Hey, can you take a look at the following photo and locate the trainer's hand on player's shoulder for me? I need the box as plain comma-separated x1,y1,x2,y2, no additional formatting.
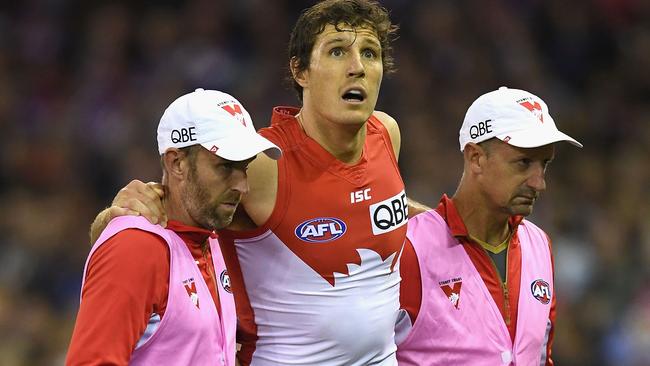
111,179,167,227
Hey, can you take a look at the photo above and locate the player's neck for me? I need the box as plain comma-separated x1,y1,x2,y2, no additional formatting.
164,188,195,228
296,109,366,164
452,186,510,246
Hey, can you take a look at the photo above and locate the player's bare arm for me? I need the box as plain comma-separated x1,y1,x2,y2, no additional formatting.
374,110,431,217
227,153,278,230
406,198,431,217
89,180,166,243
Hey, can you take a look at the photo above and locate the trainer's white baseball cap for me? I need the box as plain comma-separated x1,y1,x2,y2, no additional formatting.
459,86,582,151
157,88,281,161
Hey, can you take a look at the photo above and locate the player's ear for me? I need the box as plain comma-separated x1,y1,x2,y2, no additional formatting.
290,57,308,88
162,148,186,180
464,143,486,174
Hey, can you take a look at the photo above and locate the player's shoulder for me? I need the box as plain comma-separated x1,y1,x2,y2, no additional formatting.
371,110,398,131
408,210,446,232
518,218,553,249
259,117,298,151
89,228,169,275
371,110,401,158
406,210,451,253
519,218,547,236
102,228,168,253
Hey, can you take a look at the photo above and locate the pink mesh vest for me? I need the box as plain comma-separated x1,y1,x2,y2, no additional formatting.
397,210,553,366
84,216,236,366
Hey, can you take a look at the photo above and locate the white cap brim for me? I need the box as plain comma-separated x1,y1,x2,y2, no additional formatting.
200,130,281,161
496,127,583,148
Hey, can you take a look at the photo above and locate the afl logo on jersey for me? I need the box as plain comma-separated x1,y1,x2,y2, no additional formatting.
220,270,232,293
530,279,551,304
295,217,347,243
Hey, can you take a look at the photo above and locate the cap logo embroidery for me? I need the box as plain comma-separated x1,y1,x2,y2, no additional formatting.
439,277,463,309
170,127,197,143
183,278,200,309
221,104,247,127
518,100,544,123
469,119,493,139
209,145,218,153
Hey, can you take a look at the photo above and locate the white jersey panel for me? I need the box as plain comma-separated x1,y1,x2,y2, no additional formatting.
235,230,400,365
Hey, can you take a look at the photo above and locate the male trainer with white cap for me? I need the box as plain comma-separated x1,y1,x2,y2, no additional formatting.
396,87,582,366
66,89,280,365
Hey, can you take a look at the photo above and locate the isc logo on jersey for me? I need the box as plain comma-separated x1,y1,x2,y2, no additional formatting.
530,279,551,304
295,217,347,243
369,190,408,235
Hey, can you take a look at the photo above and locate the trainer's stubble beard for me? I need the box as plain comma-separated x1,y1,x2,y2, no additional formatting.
182,161,237,231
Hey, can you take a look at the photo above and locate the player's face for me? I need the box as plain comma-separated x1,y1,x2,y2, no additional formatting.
182,149,253,230
300,23,383,126
479,141,555,217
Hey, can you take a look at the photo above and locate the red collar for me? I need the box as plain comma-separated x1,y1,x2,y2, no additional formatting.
166,220,217,247
271,106,300,125
435,194,523,241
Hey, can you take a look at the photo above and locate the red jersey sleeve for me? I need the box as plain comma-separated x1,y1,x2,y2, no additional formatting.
66,229,170,365
399,238,422,324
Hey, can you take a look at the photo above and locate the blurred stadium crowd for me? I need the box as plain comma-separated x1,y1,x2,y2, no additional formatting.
0,0,648,365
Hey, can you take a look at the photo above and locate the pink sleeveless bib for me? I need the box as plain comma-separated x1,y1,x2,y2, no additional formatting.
84,216,236,365
397,210,553,366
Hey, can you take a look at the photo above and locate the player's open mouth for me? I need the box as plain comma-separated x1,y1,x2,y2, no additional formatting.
342,88,366,103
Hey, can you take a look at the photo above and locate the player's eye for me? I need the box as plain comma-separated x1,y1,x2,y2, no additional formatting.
330,47,344,57
517,158,532,168
217,163,234,174
362,48,378,59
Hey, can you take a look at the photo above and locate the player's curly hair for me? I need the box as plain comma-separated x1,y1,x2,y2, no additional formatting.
288,0,398,101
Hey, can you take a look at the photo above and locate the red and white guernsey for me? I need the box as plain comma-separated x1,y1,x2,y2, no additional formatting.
219,107,407,365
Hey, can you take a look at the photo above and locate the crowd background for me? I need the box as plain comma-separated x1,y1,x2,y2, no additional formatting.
0,0,648,365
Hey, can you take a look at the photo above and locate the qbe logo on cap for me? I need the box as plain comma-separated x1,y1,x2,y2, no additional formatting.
469,119,493,139
170,127,197,143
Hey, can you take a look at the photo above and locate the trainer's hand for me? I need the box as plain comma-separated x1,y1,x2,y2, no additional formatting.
111,180,167,227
